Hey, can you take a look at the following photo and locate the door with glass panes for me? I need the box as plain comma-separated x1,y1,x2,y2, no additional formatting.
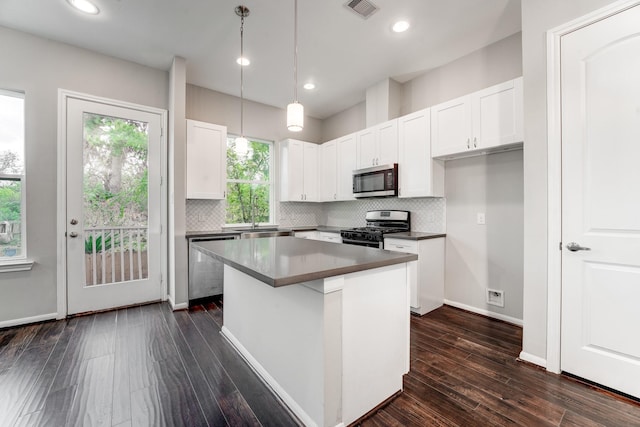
65,96,163,314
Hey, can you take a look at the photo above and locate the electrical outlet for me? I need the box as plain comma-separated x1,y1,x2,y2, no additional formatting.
487,289,504,307
198,213,206,222
477,212,486,225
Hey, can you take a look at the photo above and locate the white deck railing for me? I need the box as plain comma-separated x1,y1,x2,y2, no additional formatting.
85,227,148,286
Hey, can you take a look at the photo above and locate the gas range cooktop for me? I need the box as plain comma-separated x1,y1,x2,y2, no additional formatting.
340,210,410,246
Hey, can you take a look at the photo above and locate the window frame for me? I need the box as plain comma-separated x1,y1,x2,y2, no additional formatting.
0,89,31,271
225,135,275,227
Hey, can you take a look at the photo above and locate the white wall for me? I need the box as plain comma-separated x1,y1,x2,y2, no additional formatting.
186,84,323,144
401,33,523,116
0,26,168,324
520,0,620,363
168,57,188,308
321,102,366,142
445,150,524,322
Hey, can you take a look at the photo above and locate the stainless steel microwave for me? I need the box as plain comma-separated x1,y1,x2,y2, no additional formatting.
353,163,398,198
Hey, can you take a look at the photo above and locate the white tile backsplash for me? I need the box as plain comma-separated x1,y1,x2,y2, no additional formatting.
186,197,445,232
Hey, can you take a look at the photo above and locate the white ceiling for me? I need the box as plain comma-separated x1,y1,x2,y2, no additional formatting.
0,0,521,119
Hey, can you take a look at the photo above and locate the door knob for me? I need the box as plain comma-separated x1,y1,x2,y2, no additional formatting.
566,242,590,252
70,218,78,225
69,232,78,238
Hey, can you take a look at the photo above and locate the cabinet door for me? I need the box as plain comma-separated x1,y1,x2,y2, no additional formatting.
303,142,318,201
320,140,337,201
336,133,357,201
186,119,227,199
430,95,472,158
398,108,444,198
472,77,523,150
356,128,376,169
376,119,398,166
280,139,304,201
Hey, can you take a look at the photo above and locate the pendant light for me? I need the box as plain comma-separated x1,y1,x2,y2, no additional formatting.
286,0,304,132
235,5,250,156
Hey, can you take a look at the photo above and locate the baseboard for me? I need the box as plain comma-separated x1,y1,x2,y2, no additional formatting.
444,299,523,326
518,351,547,369
167,295,188,311
0,312,58,329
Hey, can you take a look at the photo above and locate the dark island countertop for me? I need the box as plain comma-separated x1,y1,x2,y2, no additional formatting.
192,236,417,287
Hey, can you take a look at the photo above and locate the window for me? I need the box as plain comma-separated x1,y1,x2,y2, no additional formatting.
226,136,273,226
0,90,25,261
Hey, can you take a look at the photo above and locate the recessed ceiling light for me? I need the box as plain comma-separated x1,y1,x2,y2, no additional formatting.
303,83,315,90
67,0,100,15
236,57,250,66
392,21,410,33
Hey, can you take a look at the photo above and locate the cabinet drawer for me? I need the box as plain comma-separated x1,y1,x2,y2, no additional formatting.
318,232,342,243
294,231,318,240
384,239,418,254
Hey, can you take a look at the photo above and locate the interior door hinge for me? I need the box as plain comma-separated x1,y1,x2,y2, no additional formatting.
161,127,164,137
160,273,163,284
559,241,562,250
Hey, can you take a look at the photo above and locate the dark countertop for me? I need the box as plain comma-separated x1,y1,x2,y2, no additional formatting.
384,232,446,241
191,236,417,287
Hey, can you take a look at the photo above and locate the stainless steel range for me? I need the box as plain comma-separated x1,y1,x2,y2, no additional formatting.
340,210,410,248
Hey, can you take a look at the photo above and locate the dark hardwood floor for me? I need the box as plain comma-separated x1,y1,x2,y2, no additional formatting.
1,301,639,426
359,306,640,427
0,300,300,427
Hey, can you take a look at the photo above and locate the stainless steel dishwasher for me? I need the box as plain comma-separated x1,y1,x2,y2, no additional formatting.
188,235,238,300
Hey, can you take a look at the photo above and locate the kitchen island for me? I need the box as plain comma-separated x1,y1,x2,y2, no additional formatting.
192,237,417,427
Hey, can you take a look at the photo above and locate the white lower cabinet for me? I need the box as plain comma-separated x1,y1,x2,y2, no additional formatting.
385,237,444,315
294,230,342,243
294,230,318,240
318,231,342,244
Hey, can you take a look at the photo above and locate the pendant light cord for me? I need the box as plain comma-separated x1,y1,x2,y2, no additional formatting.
293,0,298,103
240,13,245,137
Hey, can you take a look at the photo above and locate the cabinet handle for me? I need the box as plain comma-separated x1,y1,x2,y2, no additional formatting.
466,138,470,149
334,193,336,199
473,137,477,148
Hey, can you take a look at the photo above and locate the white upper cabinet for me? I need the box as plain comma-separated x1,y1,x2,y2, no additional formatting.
356,119,398,168
336,133,358,201
397,108,444,198
320,139,338,202
280,139,319,202
431,77,523,160
186,119,227,199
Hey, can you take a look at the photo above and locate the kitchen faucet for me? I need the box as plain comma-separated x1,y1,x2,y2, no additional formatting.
251,192,258,229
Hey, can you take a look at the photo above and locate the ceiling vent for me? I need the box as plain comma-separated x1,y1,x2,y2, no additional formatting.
345,0,379,19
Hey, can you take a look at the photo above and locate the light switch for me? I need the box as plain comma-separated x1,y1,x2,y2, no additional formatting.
476,212,486,225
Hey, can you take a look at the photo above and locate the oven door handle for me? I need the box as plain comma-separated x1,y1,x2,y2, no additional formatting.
341,237,382,248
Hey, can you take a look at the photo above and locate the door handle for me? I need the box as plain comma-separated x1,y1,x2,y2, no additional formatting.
69,232,78,238
566,242,590,252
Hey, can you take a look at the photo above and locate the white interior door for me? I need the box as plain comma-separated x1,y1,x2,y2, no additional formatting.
561,4,640,399
66,97,163,315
